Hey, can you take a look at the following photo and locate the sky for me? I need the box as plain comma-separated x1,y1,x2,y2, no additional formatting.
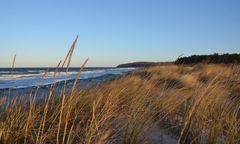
0,0,239,67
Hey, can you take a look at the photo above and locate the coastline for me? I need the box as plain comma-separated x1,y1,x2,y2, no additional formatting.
0,73,123,101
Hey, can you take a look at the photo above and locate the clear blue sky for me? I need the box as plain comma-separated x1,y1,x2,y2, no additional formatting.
0,0,239,67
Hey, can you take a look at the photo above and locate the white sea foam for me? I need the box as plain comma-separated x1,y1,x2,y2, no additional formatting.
0,68,136,89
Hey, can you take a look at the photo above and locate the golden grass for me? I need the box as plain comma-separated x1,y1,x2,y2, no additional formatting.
0,37,239,143
0,64,239,144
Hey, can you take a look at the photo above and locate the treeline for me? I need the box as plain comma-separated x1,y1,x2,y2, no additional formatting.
175,53,240,64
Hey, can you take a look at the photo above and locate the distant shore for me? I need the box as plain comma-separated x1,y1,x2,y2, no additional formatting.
117,61,173,68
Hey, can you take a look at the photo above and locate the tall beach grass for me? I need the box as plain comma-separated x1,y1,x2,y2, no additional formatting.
0,38,239,143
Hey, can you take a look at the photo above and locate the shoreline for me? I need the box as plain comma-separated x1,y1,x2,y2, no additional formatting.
0,74,122,100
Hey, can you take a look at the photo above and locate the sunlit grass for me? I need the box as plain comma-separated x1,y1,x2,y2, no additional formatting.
0,64,239,143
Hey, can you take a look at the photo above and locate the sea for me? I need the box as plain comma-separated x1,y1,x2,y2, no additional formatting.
0,67,136,90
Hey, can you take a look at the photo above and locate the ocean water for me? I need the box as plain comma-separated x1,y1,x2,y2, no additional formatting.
0,67,136,89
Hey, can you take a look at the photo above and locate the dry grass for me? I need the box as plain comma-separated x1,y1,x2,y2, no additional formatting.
0,64,239,144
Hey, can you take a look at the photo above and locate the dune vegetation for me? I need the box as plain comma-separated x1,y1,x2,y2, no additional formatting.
0,63,240,144
0,37,239,144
